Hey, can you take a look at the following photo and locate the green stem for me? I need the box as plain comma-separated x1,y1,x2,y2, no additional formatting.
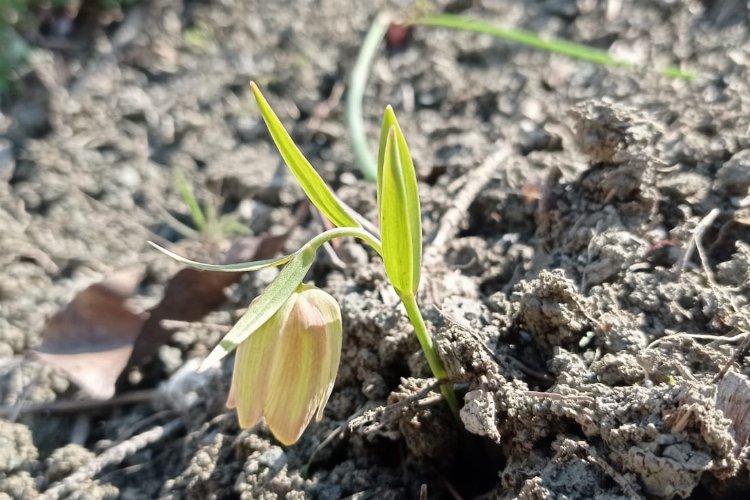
347,12,391,181
307,226,383,257
401,294,460,417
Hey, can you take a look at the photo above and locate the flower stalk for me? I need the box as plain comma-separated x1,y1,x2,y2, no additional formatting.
401,295,459,415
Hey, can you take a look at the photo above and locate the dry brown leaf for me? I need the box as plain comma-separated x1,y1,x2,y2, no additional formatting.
34,228,294,399
34,267,147,399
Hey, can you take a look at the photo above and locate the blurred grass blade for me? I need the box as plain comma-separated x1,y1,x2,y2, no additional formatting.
199,247,317,370
347,12,391,181
250,83,361,229
148,241,296,272
379,125,421,297
175,172,207,231
413,13,693,80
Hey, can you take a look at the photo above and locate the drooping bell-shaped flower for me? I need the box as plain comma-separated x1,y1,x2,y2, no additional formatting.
226,284,342,445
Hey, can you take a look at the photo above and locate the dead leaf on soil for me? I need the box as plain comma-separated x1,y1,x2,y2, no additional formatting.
35,231,292,400
34,266,147,400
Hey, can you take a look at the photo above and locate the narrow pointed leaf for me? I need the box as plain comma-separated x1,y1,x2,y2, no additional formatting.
148,241,295,273
378,116,421,297
198,247,316,371
380,127,421,297
250,83,360,229
391,114,421,294
175,172,207,231
414,14,694,80
376,106,395,215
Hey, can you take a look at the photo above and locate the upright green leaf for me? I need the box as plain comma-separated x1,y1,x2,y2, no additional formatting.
175,172,207,231
377,108,421,295
198,246,316,371
379,126,421,297
250,83,360,229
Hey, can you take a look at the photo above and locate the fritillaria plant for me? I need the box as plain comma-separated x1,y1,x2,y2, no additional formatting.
152,83,458,444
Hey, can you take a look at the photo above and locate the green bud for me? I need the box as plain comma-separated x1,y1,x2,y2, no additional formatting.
226,284,342,445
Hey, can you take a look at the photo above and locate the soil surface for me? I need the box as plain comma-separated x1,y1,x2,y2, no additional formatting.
2,0,750,498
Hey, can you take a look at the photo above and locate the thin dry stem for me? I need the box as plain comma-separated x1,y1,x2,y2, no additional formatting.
40,419,183,500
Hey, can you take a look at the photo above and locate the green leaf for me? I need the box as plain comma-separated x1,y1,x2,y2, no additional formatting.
149,225,384,274
147,241,295,272
347,12,391,181
413,14,694,80
376,106,393,215
379,125,421,297
175,172,207,231
199,246,317,371
250,83,361,229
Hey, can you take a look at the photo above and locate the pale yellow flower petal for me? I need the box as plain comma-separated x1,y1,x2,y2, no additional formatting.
263,296,320,444
304,288,342,421
227,284,342,445
227,300,292,429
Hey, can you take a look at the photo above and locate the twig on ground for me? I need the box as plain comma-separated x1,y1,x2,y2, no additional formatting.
586,448,643,499
309,81,345,131
0,389,157,418
525,390,595,405
347,382,442,432
427,145,512,256
442,479,464,500
580,220,602,292
160,319,230,331
677,208,719,276
434,305,554,385
305,407,366,469
692,215,742,315
713,333,750,384
308,379,452,468
646,332,748,351
40,419,183,500
419,484,428,500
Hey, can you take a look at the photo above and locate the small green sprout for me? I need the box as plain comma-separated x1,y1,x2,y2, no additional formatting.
151,83,458,444
169,172,249,241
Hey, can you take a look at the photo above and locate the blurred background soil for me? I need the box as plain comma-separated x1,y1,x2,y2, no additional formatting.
1,0,750,498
